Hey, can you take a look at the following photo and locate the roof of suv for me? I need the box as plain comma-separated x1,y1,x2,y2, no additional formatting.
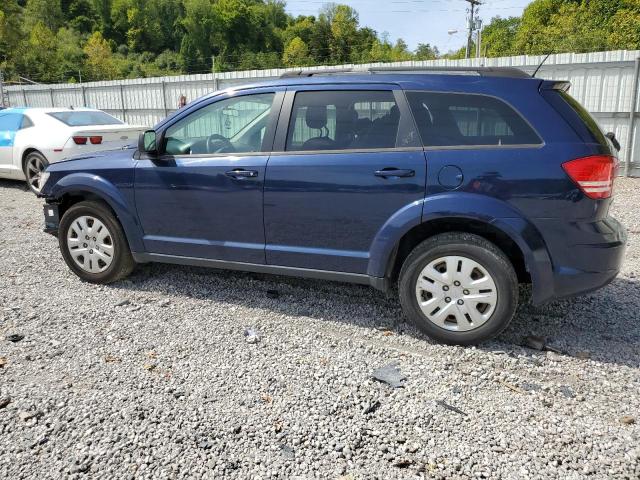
280,66,532,79
218,66,539,95
154,66,544,130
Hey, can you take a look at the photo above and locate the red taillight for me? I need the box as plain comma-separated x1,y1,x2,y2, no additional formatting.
89,136,102,144
72,136,87,145
562,155,617,199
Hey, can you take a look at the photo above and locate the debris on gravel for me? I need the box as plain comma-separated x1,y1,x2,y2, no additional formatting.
436,399,467,416
371,362,407,388
243,326,261,344
621,415,636,425
0,177,639,479
4,334,24,343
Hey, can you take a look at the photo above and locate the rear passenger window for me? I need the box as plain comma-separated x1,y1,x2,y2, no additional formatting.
286,91,402,151
406,92,541,147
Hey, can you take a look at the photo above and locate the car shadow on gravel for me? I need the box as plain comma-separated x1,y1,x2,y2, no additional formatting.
112,262,640,368
0,179,29,192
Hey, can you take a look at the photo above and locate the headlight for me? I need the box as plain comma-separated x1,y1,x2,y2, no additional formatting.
39,171,50,189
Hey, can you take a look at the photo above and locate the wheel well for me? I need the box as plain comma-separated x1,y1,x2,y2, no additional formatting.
388,218,530,284
21,148,41,170
56,192,115,221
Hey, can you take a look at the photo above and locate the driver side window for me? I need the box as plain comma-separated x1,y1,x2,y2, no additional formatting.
163,93,275,155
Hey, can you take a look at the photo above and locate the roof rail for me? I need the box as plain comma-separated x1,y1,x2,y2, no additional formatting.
280,68,356,78
280,66,530,79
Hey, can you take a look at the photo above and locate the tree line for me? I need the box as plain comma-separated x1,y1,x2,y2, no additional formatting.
1,0,640,84
481,0,640,58
0,0,439,83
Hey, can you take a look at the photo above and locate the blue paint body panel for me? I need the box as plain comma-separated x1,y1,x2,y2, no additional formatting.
135,154,269,263
40,73,627,305
0,109,25,147
264,150,427,273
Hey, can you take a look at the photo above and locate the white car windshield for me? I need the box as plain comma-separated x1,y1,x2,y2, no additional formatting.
47,111,123,127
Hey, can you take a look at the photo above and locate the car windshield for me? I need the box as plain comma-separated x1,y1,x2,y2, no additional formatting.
47,111,123,127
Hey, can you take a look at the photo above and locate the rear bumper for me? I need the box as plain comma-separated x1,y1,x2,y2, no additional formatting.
535,216,627,302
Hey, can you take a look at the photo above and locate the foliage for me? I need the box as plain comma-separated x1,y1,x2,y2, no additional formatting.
483,0,636,57
3,0,640,83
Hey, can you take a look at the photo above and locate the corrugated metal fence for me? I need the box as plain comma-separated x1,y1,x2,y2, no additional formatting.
5,50,640,175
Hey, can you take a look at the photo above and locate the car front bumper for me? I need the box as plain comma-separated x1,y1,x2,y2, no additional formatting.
43,202,60,235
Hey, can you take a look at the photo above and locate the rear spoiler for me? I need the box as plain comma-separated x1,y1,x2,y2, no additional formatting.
540,80,571,92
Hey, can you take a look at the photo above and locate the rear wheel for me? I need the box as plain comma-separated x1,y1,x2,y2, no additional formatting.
23,151,49,194
58,201,135,283
398,232,518,345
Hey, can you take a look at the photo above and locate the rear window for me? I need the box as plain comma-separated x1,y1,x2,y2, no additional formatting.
557,90,608,146
286,90,402,151
406,91,542,147
48,111,123,127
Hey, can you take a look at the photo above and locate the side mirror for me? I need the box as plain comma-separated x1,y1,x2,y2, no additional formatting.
138,130,158,155
606,131,621,152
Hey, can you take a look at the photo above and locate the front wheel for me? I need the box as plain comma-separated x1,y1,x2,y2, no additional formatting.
398,232,518,345
58,201,135,283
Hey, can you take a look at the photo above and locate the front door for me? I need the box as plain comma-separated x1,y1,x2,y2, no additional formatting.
263,87,426,274
135,90,282,263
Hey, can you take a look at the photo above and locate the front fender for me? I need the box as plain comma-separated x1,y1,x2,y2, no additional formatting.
47,172,145,253
368,193,554,305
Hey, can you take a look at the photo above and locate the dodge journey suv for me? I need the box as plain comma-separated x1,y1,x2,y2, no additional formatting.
38,67,627,345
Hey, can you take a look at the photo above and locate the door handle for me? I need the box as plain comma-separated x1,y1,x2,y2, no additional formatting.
225,169,258,179
374,168,415,178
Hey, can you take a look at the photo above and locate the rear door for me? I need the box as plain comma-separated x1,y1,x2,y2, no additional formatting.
263,85,425,274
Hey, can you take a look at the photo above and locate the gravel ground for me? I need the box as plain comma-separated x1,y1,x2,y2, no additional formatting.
0,177,639,480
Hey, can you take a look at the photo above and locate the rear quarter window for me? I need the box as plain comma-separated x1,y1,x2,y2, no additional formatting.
0,113,23,146
406,91,542,147
557,90,608,146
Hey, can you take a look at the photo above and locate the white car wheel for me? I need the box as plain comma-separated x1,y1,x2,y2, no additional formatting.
24,151,49,194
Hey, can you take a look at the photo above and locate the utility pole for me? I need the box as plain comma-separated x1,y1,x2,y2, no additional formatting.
0,69,6,108
465,0,482,59
475,19,483,58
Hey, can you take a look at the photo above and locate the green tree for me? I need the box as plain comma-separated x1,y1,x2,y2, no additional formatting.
84,31,118,80
16,21,59,82
327,4,359,63
609,0,640,48
0,0,24,77
283,36,310,66
24,0,64,32
481,17,520,57
64,0,100,33
414,43,439,60
55,28,86,82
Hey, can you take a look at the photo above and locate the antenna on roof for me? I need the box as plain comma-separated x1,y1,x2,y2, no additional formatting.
532,53,552,78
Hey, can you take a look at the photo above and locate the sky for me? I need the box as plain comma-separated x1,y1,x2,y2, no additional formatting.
284,0,533,54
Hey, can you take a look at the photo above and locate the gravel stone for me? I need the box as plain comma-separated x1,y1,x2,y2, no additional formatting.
0,177,639,479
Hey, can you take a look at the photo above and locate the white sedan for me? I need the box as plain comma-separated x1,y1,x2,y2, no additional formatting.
0,108,147,193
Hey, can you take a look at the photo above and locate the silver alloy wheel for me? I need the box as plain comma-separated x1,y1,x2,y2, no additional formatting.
25,155,47,193
415,255,498,332
66,215,115,273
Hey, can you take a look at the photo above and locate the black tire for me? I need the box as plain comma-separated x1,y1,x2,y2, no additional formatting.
398,232,518,345
58,201,135,283
22,150,49,194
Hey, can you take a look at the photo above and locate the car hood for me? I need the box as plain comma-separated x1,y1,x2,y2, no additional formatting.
50,145,137,166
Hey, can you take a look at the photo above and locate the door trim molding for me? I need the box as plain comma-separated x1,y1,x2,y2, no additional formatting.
132,252,388,290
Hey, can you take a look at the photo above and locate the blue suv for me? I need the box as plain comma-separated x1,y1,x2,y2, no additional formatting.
39,67,627,344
